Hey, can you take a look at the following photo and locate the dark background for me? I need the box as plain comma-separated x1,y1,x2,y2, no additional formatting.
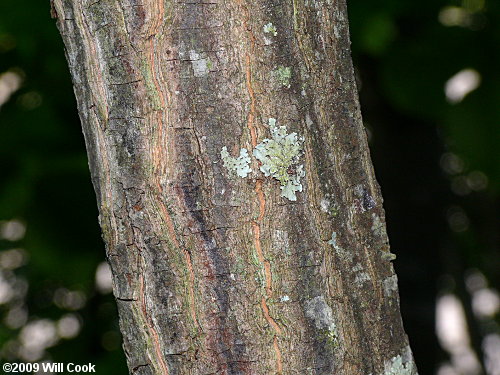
0,0,498,373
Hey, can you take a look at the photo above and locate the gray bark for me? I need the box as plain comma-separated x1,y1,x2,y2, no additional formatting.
52,0,418,374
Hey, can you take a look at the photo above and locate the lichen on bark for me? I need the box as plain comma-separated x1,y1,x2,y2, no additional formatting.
220,146,252,178
253,118,305,201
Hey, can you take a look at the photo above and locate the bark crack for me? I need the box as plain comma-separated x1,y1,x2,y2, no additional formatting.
155,191,200,330
132,363,150,373
139,273,170,375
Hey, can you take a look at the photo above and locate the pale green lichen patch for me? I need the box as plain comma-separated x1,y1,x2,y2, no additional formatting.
273,66,292,88
304,295,338,346
280,295,290,302
274,229,291,255
263,22,278,36
320,198,330,213
355,272,371,284
305,296,336,331
328,232,340,250
371,213,387,238
328,232,354,262
372,213,397,261
305,112,314,127
220,146,252,178
353,263,371,285
383,275,398,298
382,346,418,375
253,118,305,201
321,197,339,216
189,50,209,77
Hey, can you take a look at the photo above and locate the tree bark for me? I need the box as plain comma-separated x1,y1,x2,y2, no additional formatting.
52,0,418,374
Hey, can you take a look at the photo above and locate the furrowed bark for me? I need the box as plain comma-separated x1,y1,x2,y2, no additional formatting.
53,0,418,374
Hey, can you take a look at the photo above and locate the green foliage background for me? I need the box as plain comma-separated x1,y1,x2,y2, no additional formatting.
0,0,498,373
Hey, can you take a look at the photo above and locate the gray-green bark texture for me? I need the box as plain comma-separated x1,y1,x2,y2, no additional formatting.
52,0,418,374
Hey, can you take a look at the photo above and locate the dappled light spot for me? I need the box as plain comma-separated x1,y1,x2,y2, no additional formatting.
4,306,28,329
473,289,500,318
466,171,488,192
483,334,500,375
451,176,472,196
446,206,470,232
53,288,86,311
437,363,459,375
0,248,27,270
0,274,14,304
440,153,465,175
19,319,58,361
17,91,42,110
439,7,473,27
445,69,481,104
466,270,500,319
436,294,482,375
95,262,113,294
0,71,22,107
0,220,26,242
57,314,81,339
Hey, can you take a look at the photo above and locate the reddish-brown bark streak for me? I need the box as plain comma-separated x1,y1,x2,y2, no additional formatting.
241,6,283,372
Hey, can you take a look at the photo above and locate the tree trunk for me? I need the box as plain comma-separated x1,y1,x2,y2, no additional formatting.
52,0,418,374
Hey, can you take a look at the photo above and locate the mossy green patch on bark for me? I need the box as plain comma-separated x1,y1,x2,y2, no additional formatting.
140,59,163,111
273,66,292,88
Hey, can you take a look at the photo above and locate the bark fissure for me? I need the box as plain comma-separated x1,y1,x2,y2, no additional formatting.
139,273,171,375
